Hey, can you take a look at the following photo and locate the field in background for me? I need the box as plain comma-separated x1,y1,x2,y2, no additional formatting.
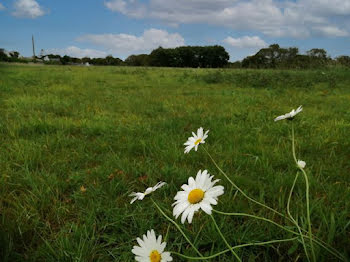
0,64,349,261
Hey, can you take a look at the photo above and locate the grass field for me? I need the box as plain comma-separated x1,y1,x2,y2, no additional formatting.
0,64,349,261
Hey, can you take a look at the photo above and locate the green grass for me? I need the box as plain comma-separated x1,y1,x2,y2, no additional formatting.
0,64,349,261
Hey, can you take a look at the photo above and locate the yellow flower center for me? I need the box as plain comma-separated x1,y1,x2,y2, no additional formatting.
149,250,161,262
188,189,205,204
194,138,202,145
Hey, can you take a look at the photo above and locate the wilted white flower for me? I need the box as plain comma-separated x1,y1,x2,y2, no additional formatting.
172,170,224,224
297,160,306,169
129,182,166,204
132,229,172,262
274,106,303,122
184,127,209,154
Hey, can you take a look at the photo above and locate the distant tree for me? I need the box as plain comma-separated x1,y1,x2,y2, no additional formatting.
0,49,9,61
306,48,330,68
306,48,328,59
336,56,350,67
149,47,174,67
60,55,71,65
10,51,20,58
242,44,301,69
81,57,91,64
47,54,61,59
227,61,242,68
148,45,229,68
105,55,123,65
125,54,149,66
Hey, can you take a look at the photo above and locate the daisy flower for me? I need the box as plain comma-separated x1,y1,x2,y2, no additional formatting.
172,170,224,224
132,229,172,262
297,160,306,169
129,182,166,204
184,127,209,154
274,105,303,122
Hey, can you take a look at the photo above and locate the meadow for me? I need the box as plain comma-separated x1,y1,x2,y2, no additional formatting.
0,64,349,261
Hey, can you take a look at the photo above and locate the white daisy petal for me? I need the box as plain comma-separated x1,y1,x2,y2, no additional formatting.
181,207,191,224
274,105,303,121
162,252,173,261
144,187,153,195
132,230,172,262
183,127,209,153
172,170,224,224
297,159,306,169
200,201,213,214
198,127,203,137
129,181,166,204
173,201,189,218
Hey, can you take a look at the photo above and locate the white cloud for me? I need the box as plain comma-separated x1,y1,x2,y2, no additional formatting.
47,46,108,58
105,0,126,12
298,0,350,16
104,0,350,38
313,26,349,37
77,28,185,56
224,36,268,48
12,0,45,18
0,3,5,10
104,0,146,18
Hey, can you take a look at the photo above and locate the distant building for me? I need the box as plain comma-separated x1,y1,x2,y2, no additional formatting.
41,55,60,62
85,62,90,66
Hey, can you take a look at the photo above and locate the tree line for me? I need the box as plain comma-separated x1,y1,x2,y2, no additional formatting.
236,44,350,69
1,44,350,69
46,45,230,68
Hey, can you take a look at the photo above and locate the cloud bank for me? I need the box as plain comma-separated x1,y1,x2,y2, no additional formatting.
224,36,268,48
12,0,45,18
47,46,108,58
105,0,350,38
77,28,185,56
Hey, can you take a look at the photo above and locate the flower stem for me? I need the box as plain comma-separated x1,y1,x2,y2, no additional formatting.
210,214,242,262
171,237,299,260
214,209,345,261
151,198,204,258
203,147,285,218
203,146,345,261
213,209,296,235
291,123,316,262
287,172,310,262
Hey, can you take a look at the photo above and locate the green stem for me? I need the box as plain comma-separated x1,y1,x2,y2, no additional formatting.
151,198,203,258
171,237,299,260
287,172,310,262
210,214,242,261
203,147,285,218
292,123,316,262
213,209,345,261
202,146,344,260
202,145,344,260
213,209,296,235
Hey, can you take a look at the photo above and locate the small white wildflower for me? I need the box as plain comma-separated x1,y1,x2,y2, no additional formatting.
172,170,224,224
274,106,303,122
132,229,173,262
297,160,306,169
129,182,166,204
184,127,209,154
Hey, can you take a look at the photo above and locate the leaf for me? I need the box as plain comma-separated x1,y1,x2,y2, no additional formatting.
287,241,299,255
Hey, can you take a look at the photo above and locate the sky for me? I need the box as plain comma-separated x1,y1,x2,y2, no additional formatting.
1,0,350,61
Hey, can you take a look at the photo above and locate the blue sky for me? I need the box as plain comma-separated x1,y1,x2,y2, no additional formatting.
1,0,350,61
